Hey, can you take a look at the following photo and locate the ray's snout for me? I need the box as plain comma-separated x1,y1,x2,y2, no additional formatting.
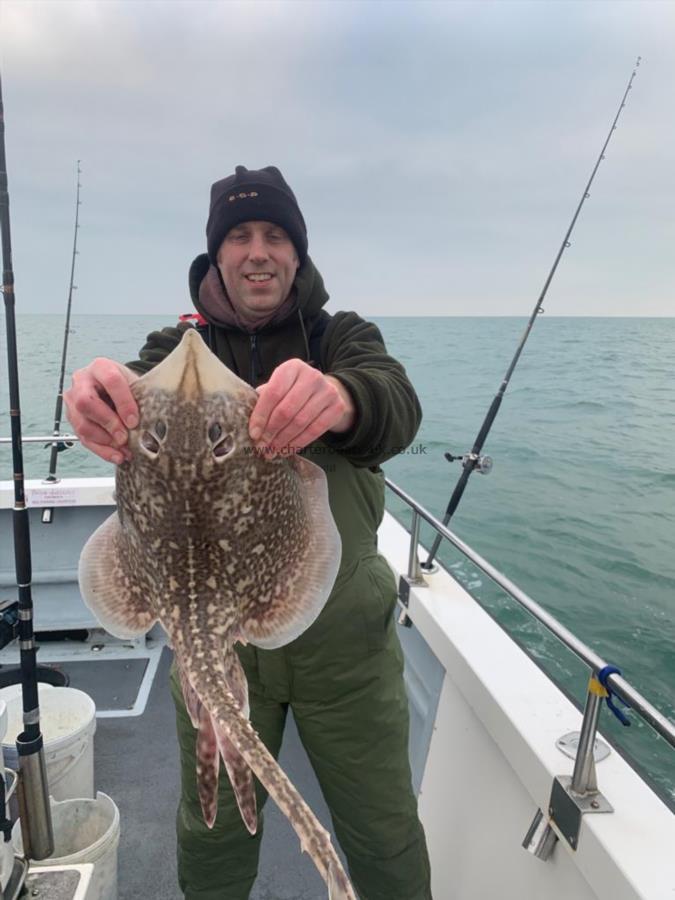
174,329,220,399
136,328,253,401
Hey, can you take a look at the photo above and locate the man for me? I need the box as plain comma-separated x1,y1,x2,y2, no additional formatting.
65,165,432,900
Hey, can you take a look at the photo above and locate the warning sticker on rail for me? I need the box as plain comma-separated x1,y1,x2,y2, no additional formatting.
26,487,79,507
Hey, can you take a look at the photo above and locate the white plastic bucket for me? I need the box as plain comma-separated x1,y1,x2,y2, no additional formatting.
1,686,96,800
13,792,120,900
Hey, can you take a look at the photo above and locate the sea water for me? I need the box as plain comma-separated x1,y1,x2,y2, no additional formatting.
1,314,673,804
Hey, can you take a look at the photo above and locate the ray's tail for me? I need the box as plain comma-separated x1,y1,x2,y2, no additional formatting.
191,666,357,900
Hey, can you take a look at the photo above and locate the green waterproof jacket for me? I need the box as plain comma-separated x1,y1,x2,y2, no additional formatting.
127,255,422,696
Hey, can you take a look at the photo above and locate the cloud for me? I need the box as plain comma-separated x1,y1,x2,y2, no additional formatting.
0,0,673,316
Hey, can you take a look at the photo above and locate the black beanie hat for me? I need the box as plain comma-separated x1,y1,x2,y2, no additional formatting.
206,165,308,265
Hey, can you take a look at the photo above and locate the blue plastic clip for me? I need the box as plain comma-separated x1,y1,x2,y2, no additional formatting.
597,665,631,727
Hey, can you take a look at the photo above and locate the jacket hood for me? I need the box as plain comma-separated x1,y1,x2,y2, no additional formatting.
188,253,329,331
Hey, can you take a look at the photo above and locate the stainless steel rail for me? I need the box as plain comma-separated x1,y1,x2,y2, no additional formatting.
0,434,80,445
2,435,673,751
385,477,675,751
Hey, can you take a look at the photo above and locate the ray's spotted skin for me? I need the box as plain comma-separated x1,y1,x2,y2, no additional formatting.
78,329,354,900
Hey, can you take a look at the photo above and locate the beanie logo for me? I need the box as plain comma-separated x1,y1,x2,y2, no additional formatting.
228,191,259,202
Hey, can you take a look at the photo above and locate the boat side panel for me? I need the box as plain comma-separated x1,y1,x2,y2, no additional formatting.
398,620,445,795
379,511,675,900
420,671,602,900
0,502,114,631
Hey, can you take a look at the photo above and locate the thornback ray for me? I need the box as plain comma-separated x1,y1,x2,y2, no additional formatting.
78,329,353,899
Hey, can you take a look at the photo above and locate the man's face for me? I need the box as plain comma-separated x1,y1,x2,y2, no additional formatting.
217,221,299,324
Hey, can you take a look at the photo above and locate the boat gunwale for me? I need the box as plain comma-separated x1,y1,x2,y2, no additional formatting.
385,476,675,753
0,464,673,751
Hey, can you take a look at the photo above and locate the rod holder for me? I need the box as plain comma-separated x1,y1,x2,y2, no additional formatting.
407,510,426,586
16,733,54,860
398,510,428,628
522,807,558,861
545,675,613,851
571,677,605,795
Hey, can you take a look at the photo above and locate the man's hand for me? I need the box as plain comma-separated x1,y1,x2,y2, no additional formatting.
64,359,140,465
249,359,355,457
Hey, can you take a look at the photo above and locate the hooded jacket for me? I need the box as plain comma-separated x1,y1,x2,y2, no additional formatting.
127,255,422,469
166,252,432,900
129,256,421,709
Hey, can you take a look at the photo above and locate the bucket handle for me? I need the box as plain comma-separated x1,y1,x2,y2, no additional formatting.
47,736,90,784
3,767,18,803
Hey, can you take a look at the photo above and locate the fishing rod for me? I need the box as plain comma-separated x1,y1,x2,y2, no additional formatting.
0,70,54,859
42,160,82,525
422,56,641,572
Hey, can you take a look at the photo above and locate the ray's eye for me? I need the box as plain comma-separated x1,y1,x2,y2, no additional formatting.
213,434,235,459
155,420,167,441
208,421,234,460
140,431,161,456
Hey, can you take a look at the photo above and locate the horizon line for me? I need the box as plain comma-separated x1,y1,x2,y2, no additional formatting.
8,313,675,320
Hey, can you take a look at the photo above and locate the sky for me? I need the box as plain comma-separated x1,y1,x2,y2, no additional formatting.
0,0,674,318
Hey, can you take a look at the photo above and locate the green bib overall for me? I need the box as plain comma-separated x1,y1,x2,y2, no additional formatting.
171,446,432,899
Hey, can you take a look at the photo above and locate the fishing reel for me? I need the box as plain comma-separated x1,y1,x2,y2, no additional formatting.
444,451,493,475
43,440,74,454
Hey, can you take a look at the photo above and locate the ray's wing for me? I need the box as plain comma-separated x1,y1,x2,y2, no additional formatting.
239,454,341,650
78,512,157,638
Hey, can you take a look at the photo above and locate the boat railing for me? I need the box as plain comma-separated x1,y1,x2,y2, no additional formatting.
385,476,675,858
2,435,673,855
2,433,674,754
0,435,81,445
